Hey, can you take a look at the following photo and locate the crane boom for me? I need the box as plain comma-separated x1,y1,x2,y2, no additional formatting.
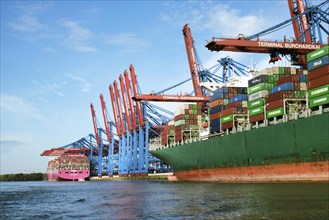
124,68,138,129
133,94,210,102
183,24,203,97
206,0,327,67
129,65,144,127
109,85,121,137
113,80,126,135
100,93,111,142
119,74,133,132
90,103,101,145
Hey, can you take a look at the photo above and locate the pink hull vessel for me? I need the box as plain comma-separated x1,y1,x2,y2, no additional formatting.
47,154,90,181
48,169,90,181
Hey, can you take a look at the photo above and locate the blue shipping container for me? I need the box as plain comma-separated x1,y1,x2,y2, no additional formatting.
299,74,307,83
272,82,294,93
210,105,226,114
230,94,248,103
210,119,221,133
307,55,329,71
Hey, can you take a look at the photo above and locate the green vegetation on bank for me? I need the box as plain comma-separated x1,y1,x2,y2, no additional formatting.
0,173,47,181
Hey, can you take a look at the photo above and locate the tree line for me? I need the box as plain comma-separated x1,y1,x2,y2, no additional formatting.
0,173,47,181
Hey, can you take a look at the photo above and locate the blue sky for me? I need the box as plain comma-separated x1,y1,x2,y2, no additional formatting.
0,0,324,174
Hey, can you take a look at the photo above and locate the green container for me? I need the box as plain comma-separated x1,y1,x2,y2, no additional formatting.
184,115,190,120
279,67,285,74
248,83,268,94
307,45,329,62
248,98,264,109
249,106,264,116
221,114,233,123
193,109,198,114
308,84,329,99
266,107,284,119
273,74,280,82
309,94,329,108
267,75,274,83
175,120,185,126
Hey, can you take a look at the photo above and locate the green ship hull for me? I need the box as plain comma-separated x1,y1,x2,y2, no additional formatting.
150,113,329,182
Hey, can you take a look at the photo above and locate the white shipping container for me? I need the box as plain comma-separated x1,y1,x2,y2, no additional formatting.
174,108,186,116
248,90,269,101
290,67,297,75
300,82,307,91
256,68,273,76
242,101,248,108
271,67,280,74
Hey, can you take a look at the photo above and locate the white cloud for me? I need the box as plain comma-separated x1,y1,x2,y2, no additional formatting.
10,14,44,32
54,91,65,97
104,33,149,53
61,20,97,52
205,4,266,36
67,74,92,93
1,95,44,120
8,3,50,32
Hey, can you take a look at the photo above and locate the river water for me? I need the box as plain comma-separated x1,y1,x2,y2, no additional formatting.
0,181,328,219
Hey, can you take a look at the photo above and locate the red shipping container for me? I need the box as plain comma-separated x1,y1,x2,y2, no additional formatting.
277,75,300,85
249,114,265,123
210,99,225,108
284,67,291,75
308,65,329,81
222,121,234,130
221,108,235,117
266,91,294,103
308,74,329,90
226,101,243,109
266,99,283,110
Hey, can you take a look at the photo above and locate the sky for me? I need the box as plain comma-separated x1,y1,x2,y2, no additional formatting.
1,0,326,174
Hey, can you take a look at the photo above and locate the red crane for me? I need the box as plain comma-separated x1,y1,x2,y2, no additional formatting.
90,103,101,145
119,73,133,132
130,25,209,103
133,94,209,102
124,68,138,130
113,80,126,135
183,24,203,97
205,0,326,67
100,93,112,142
129,65,145,127
109,85,121,137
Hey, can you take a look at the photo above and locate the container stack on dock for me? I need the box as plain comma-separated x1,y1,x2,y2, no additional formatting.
307,45,329,110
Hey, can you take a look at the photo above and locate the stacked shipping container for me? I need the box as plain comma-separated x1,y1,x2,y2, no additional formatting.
160,123,174,145
209,87,247,133
174,104,204,142
247,70,274,123
307,46,329,108
266,69,308,120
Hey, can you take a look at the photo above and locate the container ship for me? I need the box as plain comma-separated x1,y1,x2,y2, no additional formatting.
47,154,90,181
150,46,329,182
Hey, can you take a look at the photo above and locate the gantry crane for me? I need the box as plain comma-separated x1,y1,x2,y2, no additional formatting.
206,0,328,67
99,94,117,176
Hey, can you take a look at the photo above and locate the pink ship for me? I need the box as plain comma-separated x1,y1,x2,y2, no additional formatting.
47,154,90,181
